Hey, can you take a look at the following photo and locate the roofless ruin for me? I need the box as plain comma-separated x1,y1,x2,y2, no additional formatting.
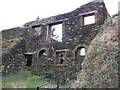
2,0,108,81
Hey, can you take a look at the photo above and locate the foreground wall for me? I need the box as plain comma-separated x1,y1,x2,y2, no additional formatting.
2,1,108,81
26,1,108,81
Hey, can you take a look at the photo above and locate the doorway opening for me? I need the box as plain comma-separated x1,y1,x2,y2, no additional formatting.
25,54,32,67
38,49,47,65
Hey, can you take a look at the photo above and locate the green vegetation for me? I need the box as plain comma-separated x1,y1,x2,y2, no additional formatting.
2,37,23,54
71,16,119,88
2,71,68,88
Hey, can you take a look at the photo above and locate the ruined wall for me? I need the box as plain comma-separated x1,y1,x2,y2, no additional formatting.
24,1,108,81
2,39,26,74
2,1,108,80
2,27,29,74
2,27,29,40
24,1,108,51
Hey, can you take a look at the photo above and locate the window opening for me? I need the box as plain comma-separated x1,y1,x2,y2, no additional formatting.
39,50,47,57
38,50,47,65
51,24,62,42
59,53,64,64
25,54,32,67
34,26,41,35
75,47,86,61
84,14,95,25
56,52,65,64
80,48,86,56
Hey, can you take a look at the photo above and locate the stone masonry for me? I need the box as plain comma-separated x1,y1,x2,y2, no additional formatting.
2,0,108,81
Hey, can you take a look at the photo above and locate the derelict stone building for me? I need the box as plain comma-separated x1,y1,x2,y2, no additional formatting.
2,0,108,80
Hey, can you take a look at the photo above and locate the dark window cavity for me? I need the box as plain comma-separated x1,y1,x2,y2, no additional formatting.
25,54,32,67
39,50,47,57
56,52,65,64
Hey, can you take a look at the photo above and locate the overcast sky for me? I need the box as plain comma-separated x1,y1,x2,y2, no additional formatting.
0,0,119,31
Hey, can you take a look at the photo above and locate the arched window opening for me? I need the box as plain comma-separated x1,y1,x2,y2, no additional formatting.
39,50,47,57
38,49,48,65
75,47,86,62
75,47,86,70
80,48,86,56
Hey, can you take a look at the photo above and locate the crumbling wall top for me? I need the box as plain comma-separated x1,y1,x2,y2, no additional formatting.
23,0,108,28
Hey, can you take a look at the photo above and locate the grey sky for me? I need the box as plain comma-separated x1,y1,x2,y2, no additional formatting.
0,0,119,31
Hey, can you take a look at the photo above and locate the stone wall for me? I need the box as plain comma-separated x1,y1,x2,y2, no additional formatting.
2,27,29,74
24,1,108,81
2,39,26,74
2,0,108,81
2,27,29,40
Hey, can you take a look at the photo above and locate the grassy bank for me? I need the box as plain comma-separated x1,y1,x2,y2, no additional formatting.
2,71,67,88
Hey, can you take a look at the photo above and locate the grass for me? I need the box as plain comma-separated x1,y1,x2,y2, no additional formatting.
1,71,68,88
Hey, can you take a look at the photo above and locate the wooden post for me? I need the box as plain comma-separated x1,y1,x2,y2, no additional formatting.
56,77,59,90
